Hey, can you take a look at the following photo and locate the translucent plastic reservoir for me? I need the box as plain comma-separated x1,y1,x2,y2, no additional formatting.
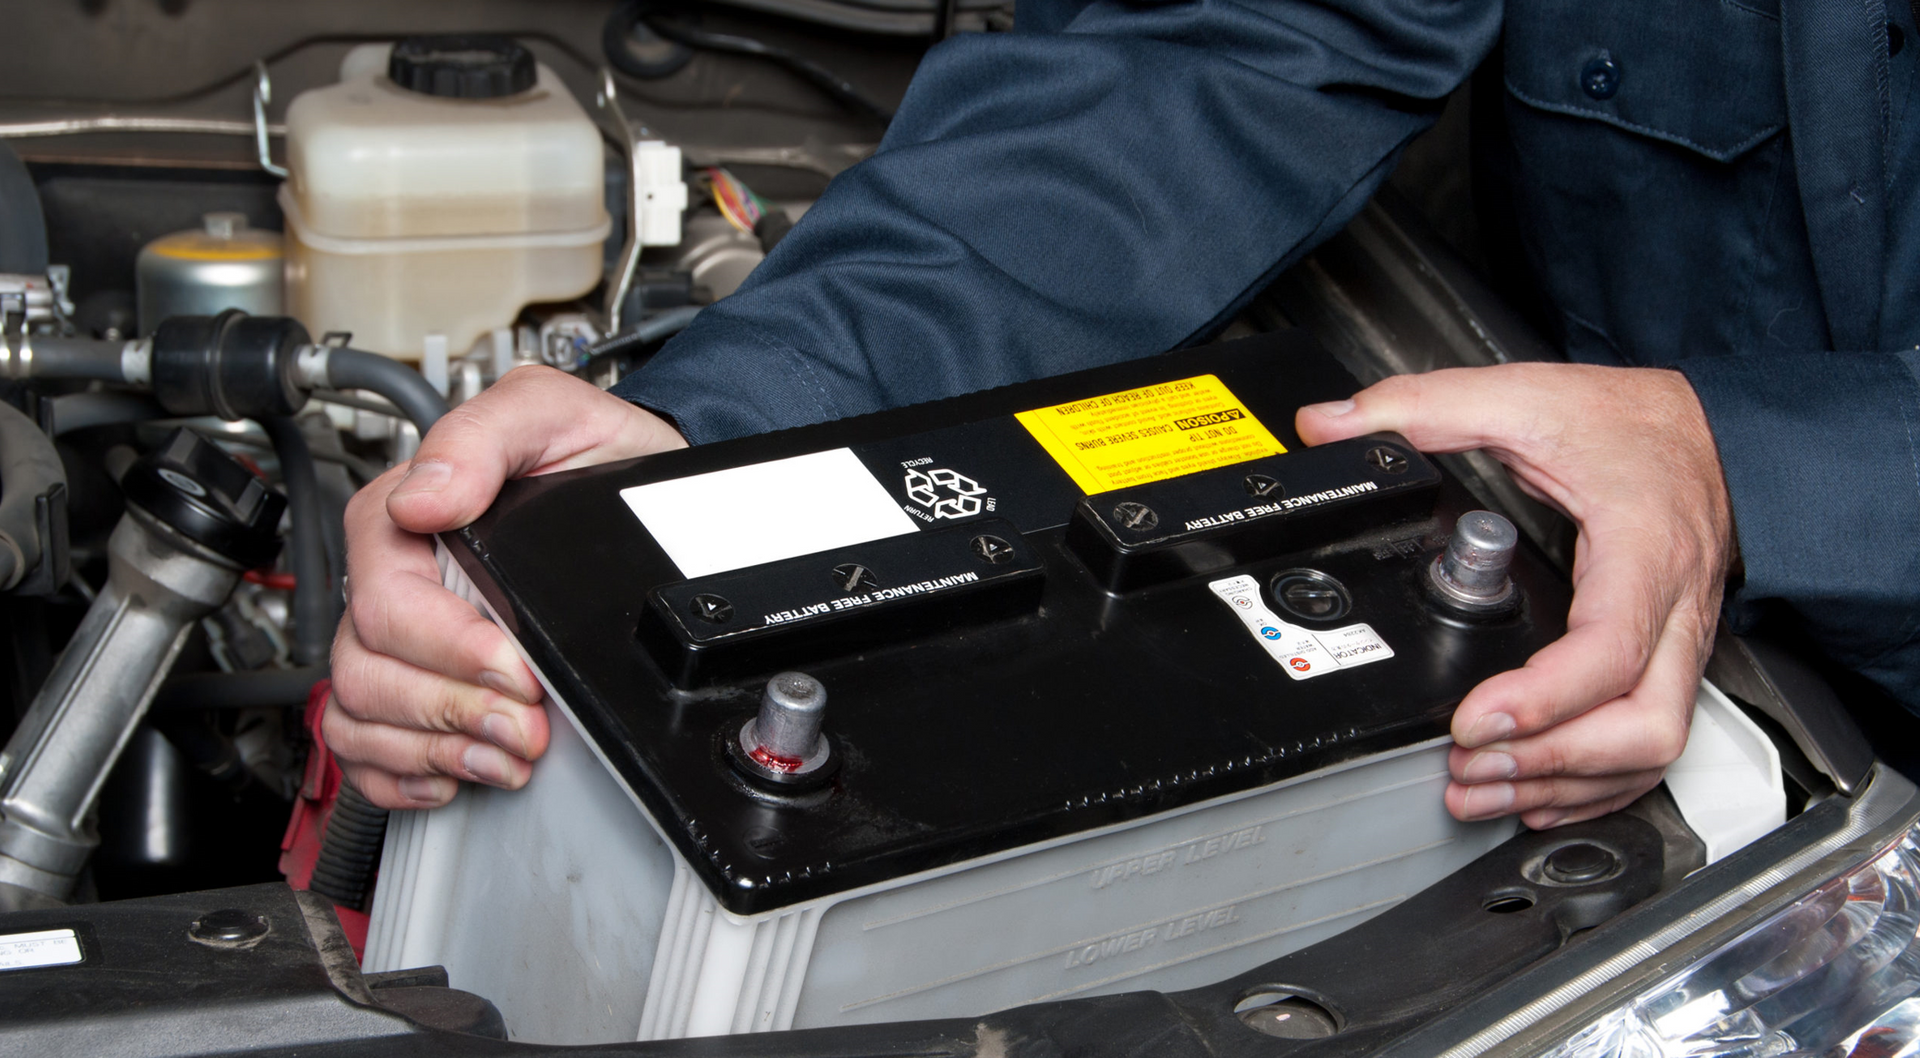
281,45,608,360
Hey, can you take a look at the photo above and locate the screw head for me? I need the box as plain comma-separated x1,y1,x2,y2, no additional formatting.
969,535,1015,564
1243,473,1283,498
831,563,877,592
1365,446,1410,474
1543,842,1618,884
689,593,734,624
1111,501,1159,531
1237,996,1339,1039
189,909,270,948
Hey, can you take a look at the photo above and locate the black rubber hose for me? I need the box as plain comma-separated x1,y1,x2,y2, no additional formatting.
0,401,64,591
260,416,333,667
10,335,130,382
151,665,330,711
324,349,450,433
307,780,389,912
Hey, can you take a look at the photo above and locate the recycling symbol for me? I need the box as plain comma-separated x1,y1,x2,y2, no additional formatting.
905,466,987,520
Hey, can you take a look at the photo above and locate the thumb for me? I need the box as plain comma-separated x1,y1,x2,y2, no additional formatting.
1294,366,1550,455
387,365,682,533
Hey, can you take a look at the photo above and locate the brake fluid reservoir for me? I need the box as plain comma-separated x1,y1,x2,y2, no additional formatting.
281,37,608,360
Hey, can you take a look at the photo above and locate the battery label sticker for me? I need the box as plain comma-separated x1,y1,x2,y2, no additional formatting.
1207,575,1393,680
0,928,81,971
621,449,921,578
1014,375,1286,494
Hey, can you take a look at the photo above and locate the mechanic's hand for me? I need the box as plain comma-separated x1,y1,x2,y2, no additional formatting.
1296,364,1733,829
327,365,687,810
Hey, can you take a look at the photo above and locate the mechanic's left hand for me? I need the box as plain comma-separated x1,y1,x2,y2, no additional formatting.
1296,363,1734,829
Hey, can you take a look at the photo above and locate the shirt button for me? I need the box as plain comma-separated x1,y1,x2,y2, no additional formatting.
1581,55,1621,100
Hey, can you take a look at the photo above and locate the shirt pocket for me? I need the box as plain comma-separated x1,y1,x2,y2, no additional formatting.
1503,0,1786,163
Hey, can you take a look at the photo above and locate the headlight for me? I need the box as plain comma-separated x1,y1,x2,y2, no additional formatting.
1544,819,1920,1058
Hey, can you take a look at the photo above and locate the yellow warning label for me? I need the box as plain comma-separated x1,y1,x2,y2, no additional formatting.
1015,375,1286,494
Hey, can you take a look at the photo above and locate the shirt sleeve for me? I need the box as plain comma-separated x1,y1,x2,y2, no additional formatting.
611,0,1503,443
1676,351,1920,705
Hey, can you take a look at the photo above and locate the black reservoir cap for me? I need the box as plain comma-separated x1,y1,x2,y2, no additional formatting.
121,429,285,569
388,35,537,99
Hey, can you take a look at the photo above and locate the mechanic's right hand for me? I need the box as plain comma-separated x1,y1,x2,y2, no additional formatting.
326,365,687,809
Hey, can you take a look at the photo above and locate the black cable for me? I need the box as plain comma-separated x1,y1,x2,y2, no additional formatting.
307,780,388,913
604,1,894,124
581,305,704,368
152,665,331,711
260,416,333,668
323,349,450,433
49,392,165,436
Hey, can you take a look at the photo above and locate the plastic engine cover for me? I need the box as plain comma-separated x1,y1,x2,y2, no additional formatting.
364,332,1571,1044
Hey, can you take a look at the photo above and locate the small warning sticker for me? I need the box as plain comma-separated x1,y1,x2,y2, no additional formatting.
1014,375,1286,494
0,928,81,971
1207,576,1393,680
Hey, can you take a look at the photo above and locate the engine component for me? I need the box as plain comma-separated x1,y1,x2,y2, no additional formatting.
281,40,614,362
0,398,68,596
0,314,449,432
0,430,285,909
135,213,284,337
604,1,895,124
151,310,309,423
364,331,1573,1044
0,142,47,274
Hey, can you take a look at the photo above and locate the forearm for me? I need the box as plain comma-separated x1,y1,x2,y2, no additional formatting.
615,0,1502,443
1676,350,1920,705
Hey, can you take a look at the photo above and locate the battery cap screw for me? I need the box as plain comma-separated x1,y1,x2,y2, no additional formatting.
832,563,877,592
689,593,733,624
1243,473,1283,498
1365,445,1410,474
1112,501,1159,532
970,535,1014,564
1428,510,1519,613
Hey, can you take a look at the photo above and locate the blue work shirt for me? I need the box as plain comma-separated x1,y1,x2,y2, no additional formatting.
616,0,1920,708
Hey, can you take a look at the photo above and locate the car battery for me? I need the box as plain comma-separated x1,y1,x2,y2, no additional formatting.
363,331,1571,1045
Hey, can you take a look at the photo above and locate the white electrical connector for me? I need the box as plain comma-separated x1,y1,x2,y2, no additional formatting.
634,141,689,248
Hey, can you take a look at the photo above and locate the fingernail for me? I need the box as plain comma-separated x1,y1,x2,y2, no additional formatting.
1461,751,1518,783
479,669,531,705
398,776,450,804
1301,399,1356,418
1461,782,1515,820
480,712,525,756
462,744,517,787
1531,810,1569,830
1462,712,1517,748
392,460,452,497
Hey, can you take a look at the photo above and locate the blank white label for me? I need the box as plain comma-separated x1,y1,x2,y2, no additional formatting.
0,928,81,971
621,448,920,578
